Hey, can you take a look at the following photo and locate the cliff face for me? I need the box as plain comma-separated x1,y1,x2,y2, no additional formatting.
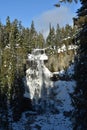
45,49,76,72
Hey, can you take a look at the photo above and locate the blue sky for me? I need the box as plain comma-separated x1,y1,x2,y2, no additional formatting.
0,0,81,37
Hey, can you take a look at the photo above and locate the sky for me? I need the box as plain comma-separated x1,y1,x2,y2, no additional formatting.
0,0,81,37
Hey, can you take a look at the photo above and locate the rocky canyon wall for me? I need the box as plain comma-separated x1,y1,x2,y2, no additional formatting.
45,49,76,72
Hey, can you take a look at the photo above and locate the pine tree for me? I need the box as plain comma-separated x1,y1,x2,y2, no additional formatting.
46,24,55,48
55,0,87,129
37,32,45,48
55,24,62,47
71,0,87,129
29,21,38,49
0,46,9,130
0,22,5,49
5,16,11,46
12,74,24,121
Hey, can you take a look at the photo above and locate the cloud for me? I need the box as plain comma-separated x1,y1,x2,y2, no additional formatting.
33,6,75,38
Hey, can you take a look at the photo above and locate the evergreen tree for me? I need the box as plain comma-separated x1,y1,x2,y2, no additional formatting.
46,24,55,48
55,24,62,47
64,24,72,37
22,23,31,52
5,16,11,46
0,17,43,125
37,32,45,48
12,75,24,121
0,22,5,49
29,21,38,49
72,1,87,129
55,0,87,129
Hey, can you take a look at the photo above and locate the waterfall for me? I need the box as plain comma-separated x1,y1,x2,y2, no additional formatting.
24,49,53,110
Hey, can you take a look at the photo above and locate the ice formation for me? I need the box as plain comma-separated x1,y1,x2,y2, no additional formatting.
24,49,53,107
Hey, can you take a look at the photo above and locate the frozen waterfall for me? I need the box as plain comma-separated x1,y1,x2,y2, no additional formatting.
24,49,53,110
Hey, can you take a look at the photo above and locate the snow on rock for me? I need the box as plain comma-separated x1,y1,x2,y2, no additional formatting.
28,49,48,61
58,44,66,53
53,69,65,76
57,44,77,53
53,63,75,79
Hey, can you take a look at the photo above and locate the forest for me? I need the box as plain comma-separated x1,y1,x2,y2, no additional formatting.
0,0,87,130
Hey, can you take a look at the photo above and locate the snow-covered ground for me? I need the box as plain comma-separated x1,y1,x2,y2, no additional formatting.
12,113,72,130
12,79,76,130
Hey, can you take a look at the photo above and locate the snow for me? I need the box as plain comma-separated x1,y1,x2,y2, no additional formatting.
29,113,72,130
28,53,48,61
54,80,76,112
11,49,76,130
58,44,66,53
57,44,77,53
24,49,53,100
53,69,65,75
24,62,53,99
12,69,76,130
66,64,75,77
28,49,48,61
68,45,78,50
12,79,76,130
12,109,73,130
53,63,75,79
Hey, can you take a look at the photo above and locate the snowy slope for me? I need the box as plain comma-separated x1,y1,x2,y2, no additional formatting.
54,80,76,112
12,79,76,130
12,112,72,130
